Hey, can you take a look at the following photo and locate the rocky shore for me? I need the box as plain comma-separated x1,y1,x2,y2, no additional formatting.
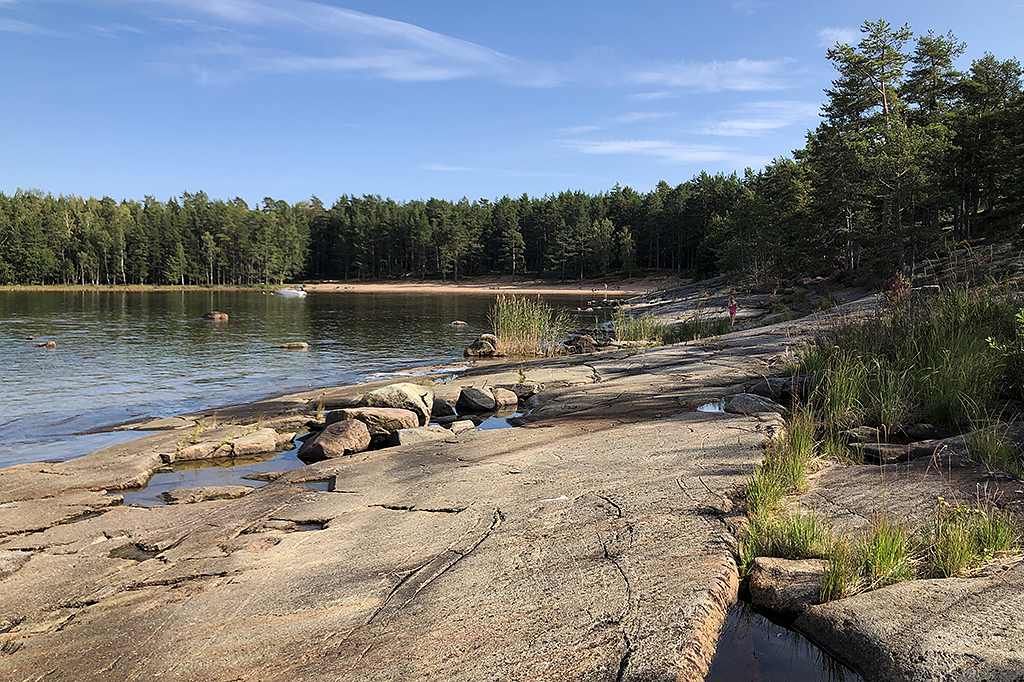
1,293,1022,681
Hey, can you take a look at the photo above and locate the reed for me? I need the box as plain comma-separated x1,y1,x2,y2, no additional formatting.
489,295,572,356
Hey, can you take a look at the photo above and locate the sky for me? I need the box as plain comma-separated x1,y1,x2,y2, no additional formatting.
2,0,1022,206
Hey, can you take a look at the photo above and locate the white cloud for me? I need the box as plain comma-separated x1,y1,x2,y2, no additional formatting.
614,111,672,124
134,0,560,84
560,124,603,135
0,16,50,33
818,27,859,48
421,163,478,172
635,58,793,92
628,91,675,101
560,138,739,164
702,101,820,137
732,1,767,14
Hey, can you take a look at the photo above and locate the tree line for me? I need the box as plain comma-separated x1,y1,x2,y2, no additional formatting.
1,20,1021,287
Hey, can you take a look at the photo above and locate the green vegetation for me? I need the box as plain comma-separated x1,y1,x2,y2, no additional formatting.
741,287,1023,601
612,310,730,345
3,20,1022,287
488,295,571,357
800,287,1022,438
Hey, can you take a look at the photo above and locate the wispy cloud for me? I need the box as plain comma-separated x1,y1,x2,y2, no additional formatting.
560,124,603,135
0,16,53,34
732,1,767,14
560,138,740,164
818,27,859,48
421,163,478,172
702,101,819,137
92,23,148,37
135,0,560,84
614,111,672,124
628,91,675,101
635,58,793,92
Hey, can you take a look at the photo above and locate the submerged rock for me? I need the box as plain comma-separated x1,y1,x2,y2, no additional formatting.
159,486,254,505
202,311,229,321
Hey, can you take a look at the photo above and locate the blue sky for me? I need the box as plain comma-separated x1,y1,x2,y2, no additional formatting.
2,0,1021,205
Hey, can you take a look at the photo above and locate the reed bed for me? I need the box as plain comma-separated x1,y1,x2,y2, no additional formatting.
488,294,571,357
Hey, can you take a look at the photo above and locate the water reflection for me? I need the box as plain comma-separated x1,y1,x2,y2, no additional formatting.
1,290,600,467
705,602,862,682
120,442,306,506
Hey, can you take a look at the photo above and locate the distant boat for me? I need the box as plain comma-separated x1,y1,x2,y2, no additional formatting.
276,287,307,298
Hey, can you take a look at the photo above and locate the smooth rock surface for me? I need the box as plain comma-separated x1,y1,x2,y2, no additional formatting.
388,424,453,446
232,428,279,457
159,485,255,504
327,407,419,436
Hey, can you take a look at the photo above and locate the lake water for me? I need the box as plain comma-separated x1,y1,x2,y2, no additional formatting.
0,289,601,468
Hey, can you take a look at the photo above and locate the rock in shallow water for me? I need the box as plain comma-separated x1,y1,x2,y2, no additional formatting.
297,419,371,462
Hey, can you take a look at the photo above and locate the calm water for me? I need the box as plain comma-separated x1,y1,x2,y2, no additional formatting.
705,603,864,682
0,289,598,468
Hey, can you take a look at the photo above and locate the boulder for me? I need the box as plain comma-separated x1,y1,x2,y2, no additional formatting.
449,420,476,434
723,393,789,417
491,387,519,408
389,425,452,447
450,320,468,326
746,376,796,402
464,333,504,358
326,407,419,437
202,311,229,321
232,428,279,457
493,382,543,401
297,419,371,462
159,486,255,505
358,383,434,426
748,557,826,618
431,398,457,418
845,426,880,443
35,340,57,349
571,334,598,353
456,387,497,413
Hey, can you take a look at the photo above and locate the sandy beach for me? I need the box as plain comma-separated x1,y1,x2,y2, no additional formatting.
303,275,687,297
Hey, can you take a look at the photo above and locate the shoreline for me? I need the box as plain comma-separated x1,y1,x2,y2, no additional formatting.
0,275,686,297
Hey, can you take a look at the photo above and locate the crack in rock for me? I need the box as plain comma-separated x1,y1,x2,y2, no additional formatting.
369,504,466,514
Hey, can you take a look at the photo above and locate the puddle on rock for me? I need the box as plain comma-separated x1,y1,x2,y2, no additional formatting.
706,602,863,682
475,412,523,430
297,480,331,491
121,441,305,506
697,398,727,413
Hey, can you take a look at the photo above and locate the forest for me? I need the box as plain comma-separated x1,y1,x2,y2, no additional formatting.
1,20,1021,287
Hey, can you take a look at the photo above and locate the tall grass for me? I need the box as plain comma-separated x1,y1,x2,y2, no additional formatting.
800,286,1020,434
489,295,571,356
926,500,1018,577
612,310,730,345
